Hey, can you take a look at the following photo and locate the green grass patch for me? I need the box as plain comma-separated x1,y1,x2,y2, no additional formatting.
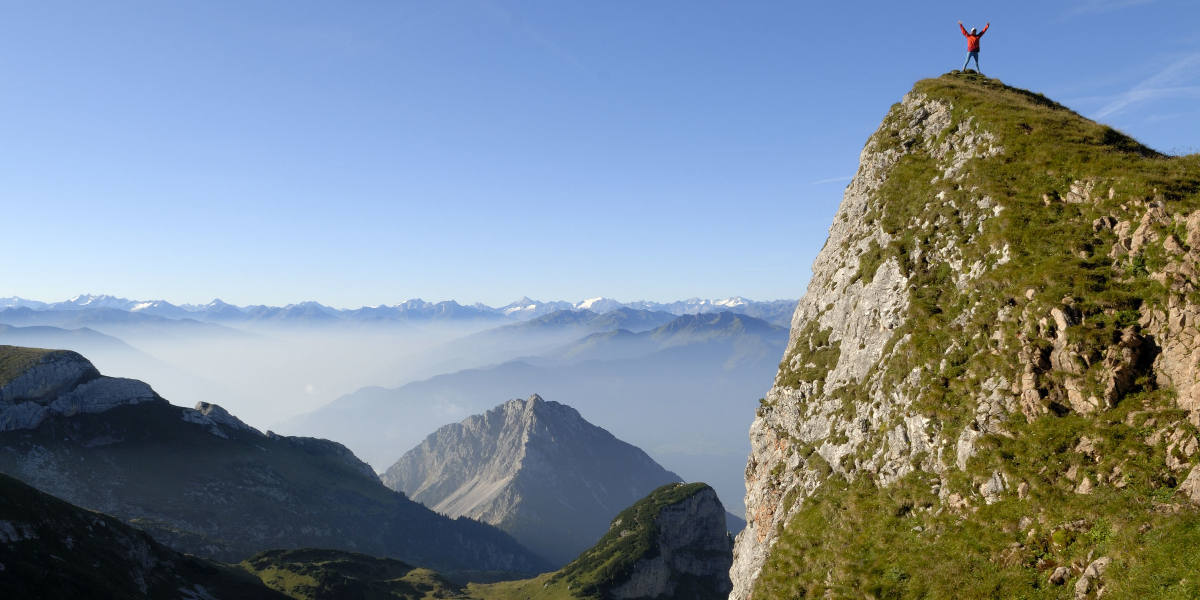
777,320,841,390
0,345,57,388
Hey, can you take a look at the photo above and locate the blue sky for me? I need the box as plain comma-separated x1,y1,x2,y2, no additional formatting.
2,0,1198,307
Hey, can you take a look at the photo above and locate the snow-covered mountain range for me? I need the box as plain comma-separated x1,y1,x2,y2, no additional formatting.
0,294,796,326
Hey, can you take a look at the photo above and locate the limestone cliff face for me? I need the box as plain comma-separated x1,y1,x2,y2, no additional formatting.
730,87,1004,598
382,394,682,565
731,74,1200,598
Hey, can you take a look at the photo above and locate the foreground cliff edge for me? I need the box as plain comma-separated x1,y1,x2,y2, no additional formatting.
732,72,1200,598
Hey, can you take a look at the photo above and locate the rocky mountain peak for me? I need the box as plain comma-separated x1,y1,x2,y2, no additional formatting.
383,394,684,566
504,392,546,417
731,73,1200,598
512,392,575,424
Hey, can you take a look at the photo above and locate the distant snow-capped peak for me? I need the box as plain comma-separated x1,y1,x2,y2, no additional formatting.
56,294,137,311
713,297,749,308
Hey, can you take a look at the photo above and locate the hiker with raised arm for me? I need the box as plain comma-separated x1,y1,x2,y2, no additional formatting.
958,20,990,73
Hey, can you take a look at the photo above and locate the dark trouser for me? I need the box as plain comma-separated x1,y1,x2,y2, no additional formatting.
963,51,980,72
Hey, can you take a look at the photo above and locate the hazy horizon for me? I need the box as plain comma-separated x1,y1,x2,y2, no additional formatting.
0,291,796,311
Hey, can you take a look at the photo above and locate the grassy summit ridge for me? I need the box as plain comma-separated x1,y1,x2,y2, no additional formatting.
551,482,712,595
471,482,716,600
753,72,1200,598
0,345,56,388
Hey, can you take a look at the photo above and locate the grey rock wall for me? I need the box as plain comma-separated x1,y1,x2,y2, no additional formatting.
729,92,1006,599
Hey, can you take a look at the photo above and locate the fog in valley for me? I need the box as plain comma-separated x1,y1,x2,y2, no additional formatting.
0,298,794,517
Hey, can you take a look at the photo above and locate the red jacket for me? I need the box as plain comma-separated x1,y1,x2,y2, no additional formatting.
960,23,988,52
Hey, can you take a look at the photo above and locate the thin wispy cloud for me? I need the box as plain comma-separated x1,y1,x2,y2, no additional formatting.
1093,53,1200,119
811,175,854,185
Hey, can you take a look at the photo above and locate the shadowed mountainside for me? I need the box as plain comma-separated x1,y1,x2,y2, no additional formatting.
0,345,549,578
0,472,289,599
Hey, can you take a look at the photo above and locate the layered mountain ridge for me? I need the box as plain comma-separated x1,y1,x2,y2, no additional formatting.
0,345,548,577
287,312,785,516
732,72,1200,598
0,295,796,326
236,483,735,600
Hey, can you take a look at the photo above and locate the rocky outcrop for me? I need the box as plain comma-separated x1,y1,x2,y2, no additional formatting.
1136,210,1200,422
482,482,732,600
1074,556,1112,600
194,401,257,432
383,394,684,565
0,347,99,402
0,347,159,431
607,485,733,600
731,73,1200,598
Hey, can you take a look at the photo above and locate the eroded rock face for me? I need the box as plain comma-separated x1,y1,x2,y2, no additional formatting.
0,349,159,431
731,91,1005,599
609,485,732,600
1138,214,1200,422
730,75,1200,598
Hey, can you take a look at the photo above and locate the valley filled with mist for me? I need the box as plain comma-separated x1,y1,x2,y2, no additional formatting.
0,294,793,517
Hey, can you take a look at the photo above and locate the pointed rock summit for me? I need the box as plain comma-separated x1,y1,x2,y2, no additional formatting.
382,394,684,565
731,73,1200,598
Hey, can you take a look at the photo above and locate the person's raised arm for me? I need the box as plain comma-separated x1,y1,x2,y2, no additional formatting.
959,21,968,36
979,22,990,36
